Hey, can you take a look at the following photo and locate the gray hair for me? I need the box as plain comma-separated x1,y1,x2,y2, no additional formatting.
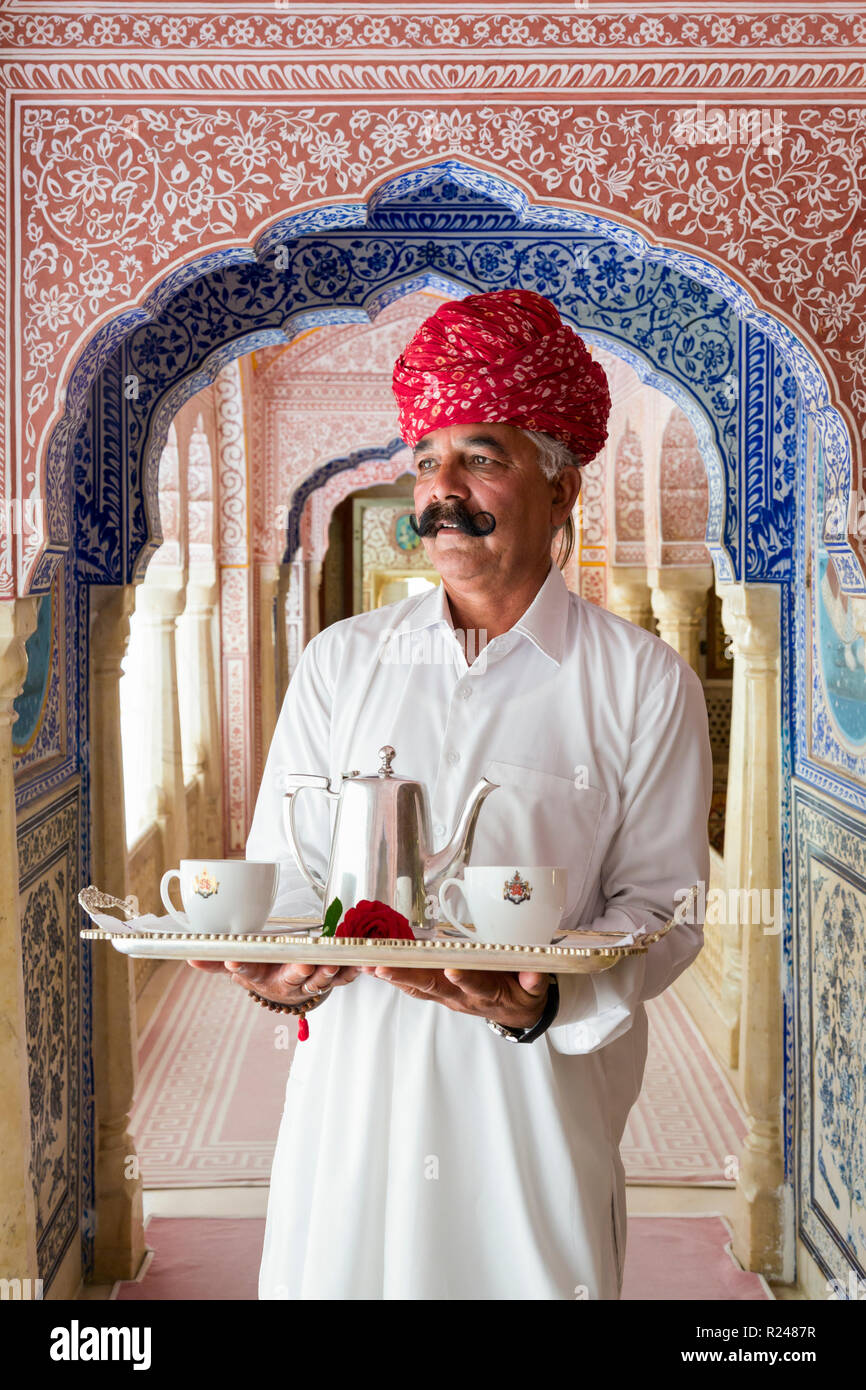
518,427,583,481
517,428,581,570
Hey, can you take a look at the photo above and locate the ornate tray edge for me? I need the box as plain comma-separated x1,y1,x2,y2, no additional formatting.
79,928,638,959
79,886,696,959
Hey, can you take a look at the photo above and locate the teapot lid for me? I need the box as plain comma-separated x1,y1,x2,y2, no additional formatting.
340,745,414,784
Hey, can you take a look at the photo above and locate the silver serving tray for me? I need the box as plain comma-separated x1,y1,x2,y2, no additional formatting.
78,885,696,975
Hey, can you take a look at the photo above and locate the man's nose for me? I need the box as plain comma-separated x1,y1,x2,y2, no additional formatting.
426,455,471,500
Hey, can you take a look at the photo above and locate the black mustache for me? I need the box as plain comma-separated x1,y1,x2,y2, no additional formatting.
409,501,496,538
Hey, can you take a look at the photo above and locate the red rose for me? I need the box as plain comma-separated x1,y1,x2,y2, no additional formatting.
335,899,415,940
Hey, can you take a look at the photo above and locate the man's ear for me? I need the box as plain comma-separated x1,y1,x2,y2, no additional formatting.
552,464,581,524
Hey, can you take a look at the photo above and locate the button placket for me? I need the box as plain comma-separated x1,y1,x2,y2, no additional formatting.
432,675,475,832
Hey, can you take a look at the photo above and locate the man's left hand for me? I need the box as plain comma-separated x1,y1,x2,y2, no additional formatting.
360,965,551,1030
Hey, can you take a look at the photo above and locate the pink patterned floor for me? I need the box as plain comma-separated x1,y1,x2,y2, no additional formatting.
131,965,746,1188
130,966,296,1187
623,992,746,1184
114,1215,770,1301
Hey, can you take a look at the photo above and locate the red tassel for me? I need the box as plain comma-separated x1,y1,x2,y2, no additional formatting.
297,1016,309,1042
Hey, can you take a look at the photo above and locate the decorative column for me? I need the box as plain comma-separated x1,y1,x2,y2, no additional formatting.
0,598,39,1284
215,360,254,853
607,567,655,631
89,585,146,1281
275,562,293,704
177,568,222,855
134,579,189,860
721,584,785,1279
717,576,746,1066
304,558,322,645
648,565,714,672
258,563,280,766
285,559,305,684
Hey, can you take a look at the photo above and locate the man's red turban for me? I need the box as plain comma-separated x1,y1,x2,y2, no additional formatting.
392,288,611,467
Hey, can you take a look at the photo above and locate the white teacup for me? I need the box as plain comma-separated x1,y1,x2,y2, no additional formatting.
159,859,279,934
438,866,568,946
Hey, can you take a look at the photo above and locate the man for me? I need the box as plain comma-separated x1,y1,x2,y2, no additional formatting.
193,288,712,1299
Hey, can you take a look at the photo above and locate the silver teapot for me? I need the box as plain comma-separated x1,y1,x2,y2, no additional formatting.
281,745,498,929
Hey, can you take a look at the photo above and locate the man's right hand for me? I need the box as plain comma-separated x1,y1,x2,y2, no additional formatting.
188,957,360,1006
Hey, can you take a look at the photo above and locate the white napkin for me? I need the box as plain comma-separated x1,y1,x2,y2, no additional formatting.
83,908,195,934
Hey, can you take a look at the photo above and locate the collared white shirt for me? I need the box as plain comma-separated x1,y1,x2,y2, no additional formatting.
248,561,712,1300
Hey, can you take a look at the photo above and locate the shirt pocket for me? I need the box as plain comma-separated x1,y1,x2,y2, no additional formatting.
471,759,607,923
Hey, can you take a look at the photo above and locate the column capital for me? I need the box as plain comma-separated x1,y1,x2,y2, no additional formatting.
609,565,649,588
0,597,39,719
718,583,780,665
90,585,136,675
648,567,713,671
185,580,219,614
135,580,186,623
647,563,715,594
650,585,707,624
607,568,654,631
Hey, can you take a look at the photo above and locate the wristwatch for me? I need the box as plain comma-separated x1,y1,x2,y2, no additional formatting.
485,975,559,1044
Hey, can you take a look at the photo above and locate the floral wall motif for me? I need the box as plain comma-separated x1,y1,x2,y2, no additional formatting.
187,418,216,565
215,360,253,850
16,788,86,1287
4,27,863,595
659,409,711,567
613,427,647,566
148,423,182,571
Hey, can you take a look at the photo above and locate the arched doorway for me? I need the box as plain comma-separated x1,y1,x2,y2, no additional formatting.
16,160,862,1293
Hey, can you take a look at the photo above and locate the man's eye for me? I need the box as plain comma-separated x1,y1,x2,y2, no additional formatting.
416,458,434,472
469,454,496,466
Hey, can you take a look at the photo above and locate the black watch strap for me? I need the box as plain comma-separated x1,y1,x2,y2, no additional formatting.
486,974,560,1043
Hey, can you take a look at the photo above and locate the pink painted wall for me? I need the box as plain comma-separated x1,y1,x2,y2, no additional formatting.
1,4,864,595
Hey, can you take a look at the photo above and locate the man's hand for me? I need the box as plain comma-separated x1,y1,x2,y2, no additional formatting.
188,957,360,1006
360,965,551,1030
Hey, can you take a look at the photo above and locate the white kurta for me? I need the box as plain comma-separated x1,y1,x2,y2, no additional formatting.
247,562,712,1300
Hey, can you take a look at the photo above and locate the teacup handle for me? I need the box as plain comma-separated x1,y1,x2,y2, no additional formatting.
159,869,189,928
438,877,472,934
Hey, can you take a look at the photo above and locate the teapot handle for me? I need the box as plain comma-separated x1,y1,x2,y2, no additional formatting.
281,775,332,901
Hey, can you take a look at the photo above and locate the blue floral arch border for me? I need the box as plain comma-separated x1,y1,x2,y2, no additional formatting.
48,158,861,603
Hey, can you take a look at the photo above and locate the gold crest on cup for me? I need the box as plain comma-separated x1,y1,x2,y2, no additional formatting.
503,870,532,904
193,868,219,899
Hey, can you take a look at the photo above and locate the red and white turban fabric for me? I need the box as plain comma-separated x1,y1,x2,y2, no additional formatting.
391,288,611,467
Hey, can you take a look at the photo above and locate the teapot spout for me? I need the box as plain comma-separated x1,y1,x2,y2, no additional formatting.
424,777,499,894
